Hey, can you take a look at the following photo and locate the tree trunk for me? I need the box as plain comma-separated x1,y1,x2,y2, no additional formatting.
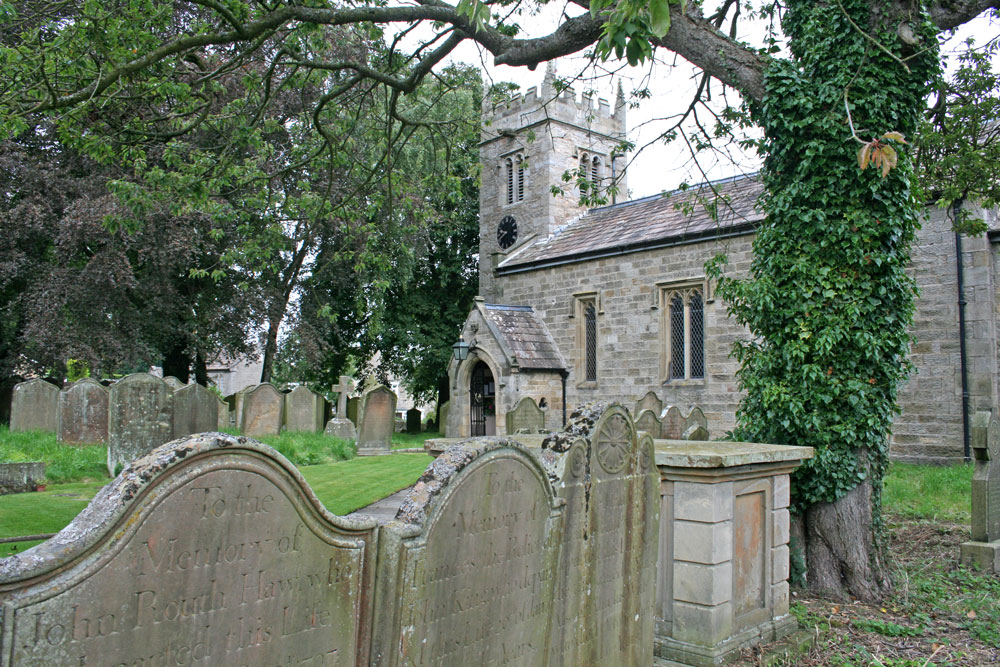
259,313,281,383
803,464,890,602
161,343,190,383
193,349,209,386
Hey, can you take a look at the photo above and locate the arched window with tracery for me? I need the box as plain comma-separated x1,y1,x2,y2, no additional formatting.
664,287,705,381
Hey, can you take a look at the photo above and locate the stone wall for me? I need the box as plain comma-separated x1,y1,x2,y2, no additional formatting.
492,207,996,462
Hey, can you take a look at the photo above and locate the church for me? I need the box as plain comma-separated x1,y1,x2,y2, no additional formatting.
444,67,1000,464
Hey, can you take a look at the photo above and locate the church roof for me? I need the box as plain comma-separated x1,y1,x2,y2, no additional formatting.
480,303,566,371
497,174,764,274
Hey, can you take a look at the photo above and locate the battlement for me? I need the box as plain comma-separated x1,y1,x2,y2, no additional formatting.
483,70,626,140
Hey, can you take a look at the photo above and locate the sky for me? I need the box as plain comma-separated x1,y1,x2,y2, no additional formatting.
435,4,1000,200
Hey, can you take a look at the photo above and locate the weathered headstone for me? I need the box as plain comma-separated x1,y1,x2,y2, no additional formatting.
10,379,60,433
226,385,255,433
635,408,663,438
356,385,396,456
216,396,231,431
685,405,708,434
107,373,173,477
961,411,1000,572
324,417,357,440
372,441,563,665
0,462,45,494
682,422,710,441
438,400,450,436
635,390,663,421
405,407,422,434
332,375,355,419
505,395,546,434
284,385,325,433
240,383,284,436
161,375,185,390
346,396,359,425
661,405,685,439
58,378,109,444
0,433,378,665
171,383,220,439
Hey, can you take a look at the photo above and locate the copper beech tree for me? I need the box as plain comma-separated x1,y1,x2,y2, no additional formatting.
2,0,999,600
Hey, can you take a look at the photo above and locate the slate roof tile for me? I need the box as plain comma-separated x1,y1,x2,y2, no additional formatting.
482,304,565,370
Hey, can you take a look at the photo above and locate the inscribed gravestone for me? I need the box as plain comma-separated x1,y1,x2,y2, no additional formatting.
356,386,396,456
285,385,325,433
108,373,173,476
635,391,663,421
375,442,563,666
406,408,422,434
58,378,109,444
685,406,708,433
10,379,60,433
506,396,545,434
635,408,663,439
0,433,377,666
240,383,284,437
172,383,220,439
661,405,685,439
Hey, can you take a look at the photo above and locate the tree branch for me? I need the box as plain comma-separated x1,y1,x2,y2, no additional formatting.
928,0,1000,31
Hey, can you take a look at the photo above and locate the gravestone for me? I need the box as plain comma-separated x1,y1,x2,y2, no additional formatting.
0,433,377,665
107,373,174,477
635,408,663,438
356,386,396,456
635,390,663,421
438,400,450,436
682,423,710,441
505,396,545,434
406,407,422,434
284,385,325,433
961,411,1000,572
324,416,357,440
333,375,355,418
240,383,284,436
58,378,109,444
685,405,708,434
0,462,45,494
372,441,564,665
10,379,60,433
161,375,185,390
216,397,231,430
172,383,220,439
227,385,256,434
661,405,685,439
346,397,359,425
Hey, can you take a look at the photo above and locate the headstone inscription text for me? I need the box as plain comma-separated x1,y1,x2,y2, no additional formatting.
393,449,561,666
1,436,373,667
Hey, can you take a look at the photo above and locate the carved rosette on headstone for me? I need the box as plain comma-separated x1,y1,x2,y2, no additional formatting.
961,411,1000,573
10,379,60,434
240,383,284,437
505,396,546,434
108,373,173,477
0,434,378,666
356,386,396,456
373,440,564,666
58,378,109,444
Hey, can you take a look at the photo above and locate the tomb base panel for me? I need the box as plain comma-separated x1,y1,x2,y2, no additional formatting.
960,539,1000,573
654,614,797,666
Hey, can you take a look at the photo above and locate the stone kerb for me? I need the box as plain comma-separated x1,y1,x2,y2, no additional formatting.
356,385,396,456
10,379,60,433
171,383,220,439
960,411,1000,573
107,373,173,477
505,395,545,434
58,378,109,444
284,385,325,433
371,439,564,666
240,383,284,436
0,433,379,666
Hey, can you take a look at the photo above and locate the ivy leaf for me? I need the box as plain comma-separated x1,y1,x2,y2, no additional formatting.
648,0,672,38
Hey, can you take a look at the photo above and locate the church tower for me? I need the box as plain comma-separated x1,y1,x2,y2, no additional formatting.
478,63,628,301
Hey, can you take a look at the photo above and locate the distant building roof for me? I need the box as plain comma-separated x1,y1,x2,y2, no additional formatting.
480,303,566,371
497,174,764,274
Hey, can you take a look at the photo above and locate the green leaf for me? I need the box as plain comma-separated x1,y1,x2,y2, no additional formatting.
648,0,672,38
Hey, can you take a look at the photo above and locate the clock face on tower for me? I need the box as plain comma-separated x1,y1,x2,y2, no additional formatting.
497,215,518,250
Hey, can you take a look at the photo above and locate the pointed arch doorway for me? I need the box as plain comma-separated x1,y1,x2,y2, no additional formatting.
470,361,496,436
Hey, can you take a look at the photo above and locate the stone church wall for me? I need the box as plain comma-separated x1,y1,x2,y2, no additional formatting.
493,205,998,463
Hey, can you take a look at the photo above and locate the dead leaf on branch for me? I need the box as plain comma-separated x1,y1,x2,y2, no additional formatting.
857,131,907,177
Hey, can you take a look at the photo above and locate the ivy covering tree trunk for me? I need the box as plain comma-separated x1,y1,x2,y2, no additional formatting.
713,1,940,601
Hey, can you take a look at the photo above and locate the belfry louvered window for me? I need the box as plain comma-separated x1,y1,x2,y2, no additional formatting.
665,287,705,381
505,158,514,205
584,302,598,382
516,155,525,201
591,156,601,186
